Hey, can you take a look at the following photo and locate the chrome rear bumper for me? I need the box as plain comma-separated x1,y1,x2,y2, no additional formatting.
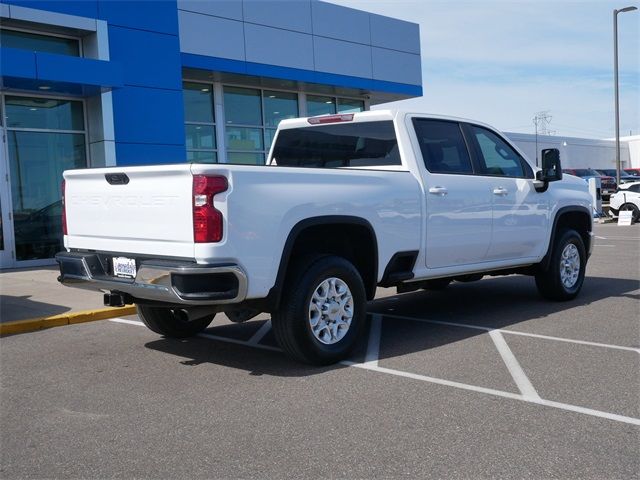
55,251,248,305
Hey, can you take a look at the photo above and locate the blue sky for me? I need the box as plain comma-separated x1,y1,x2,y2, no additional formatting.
328,0,639,139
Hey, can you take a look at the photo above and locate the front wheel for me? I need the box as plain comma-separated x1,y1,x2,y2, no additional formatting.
137,305,214,338
272,255,366,365
535,229,586,301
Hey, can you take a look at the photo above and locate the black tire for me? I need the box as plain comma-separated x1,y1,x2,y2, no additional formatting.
272,255,366,365
619,203,640,223
535,229,586,301
422,278,452,290
137,305,214,338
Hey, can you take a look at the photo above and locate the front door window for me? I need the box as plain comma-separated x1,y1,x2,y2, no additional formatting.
3,95,87,262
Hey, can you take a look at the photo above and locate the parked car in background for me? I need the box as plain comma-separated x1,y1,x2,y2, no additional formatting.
609,181,640,223
596,169,637,184
624,168,640,177
562,168,617,200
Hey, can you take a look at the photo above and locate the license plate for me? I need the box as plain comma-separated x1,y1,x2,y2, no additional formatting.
112,257,137,279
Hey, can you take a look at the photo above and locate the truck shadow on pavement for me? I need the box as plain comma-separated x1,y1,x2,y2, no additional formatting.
0,295,70,323
144,274,639,376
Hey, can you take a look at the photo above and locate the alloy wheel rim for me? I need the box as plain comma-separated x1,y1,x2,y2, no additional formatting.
308,277,354,345
560,243,580,289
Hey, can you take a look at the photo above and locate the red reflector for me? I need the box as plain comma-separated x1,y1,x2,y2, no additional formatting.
307,114,354,125
192,175,228,243
61,179,68,236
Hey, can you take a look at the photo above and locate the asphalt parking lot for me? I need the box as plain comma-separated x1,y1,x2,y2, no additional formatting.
1,223,639,479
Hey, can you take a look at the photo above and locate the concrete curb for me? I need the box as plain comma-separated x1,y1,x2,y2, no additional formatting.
0,306,137,336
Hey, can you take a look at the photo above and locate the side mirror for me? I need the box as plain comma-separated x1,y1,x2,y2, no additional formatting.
536,148,562,183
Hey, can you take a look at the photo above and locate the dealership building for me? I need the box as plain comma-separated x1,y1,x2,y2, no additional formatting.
0,0,422,268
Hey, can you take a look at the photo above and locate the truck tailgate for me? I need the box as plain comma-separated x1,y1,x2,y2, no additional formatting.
64,164,195,258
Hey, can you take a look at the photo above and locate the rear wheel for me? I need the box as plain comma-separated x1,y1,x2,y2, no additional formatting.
535,229,586,301
619,203,640,223
272,255,366,365
137,305,214,338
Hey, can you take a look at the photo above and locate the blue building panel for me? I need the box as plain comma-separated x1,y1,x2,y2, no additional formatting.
178,10,246,61
370,14,420,54
311,1,370,45
177,0,243,21
112,86,185,146
115,142,186,166
372,47,422,86
243,0,312,34
244,24,314,71
108,25,182,90
0,47,36,79
97,0,179,35
313,36,372,79
35,52,123,88
0,0,98,19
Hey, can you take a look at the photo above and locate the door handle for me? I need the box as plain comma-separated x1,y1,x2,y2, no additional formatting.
428,186,448,196
493,187,508,196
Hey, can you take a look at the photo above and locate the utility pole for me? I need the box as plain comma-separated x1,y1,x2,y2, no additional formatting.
614,6,638,186
533,111,555,166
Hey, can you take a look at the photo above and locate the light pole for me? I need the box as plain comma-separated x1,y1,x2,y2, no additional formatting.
614,6,637,186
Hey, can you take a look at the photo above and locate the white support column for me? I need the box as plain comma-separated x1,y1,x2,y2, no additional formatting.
214,82,227,163
298,92,307,117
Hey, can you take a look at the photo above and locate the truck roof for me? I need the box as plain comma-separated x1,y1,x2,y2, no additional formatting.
277,109,498,132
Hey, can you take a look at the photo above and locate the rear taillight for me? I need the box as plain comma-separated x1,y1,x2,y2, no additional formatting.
193,175,228,243
61,179,67,235
307,114,354,124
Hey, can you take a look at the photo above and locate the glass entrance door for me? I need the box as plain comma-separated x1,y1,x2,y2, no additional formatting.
0,127,15,267
2,94,87,267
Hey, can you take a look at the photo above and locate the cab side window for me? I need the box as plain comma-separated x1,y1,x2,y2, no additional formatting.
469,125,532,178
412,118,473,174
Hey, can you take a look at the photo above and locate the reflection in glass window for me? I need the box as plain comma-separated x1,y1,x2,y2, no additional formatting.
183,82,217,162
183,82,214,123
264,91,298,128
0,28,80,56
8,131,86,261
224,87,262,125
470,125,527,178
226,127,263,151
307,95,336,117
5,96,84,131
412,119,473,174
227,152,265,165
337,98,364,113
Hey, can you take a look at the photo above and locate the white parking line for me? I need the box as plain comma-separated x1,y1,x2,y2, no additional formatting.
343,361,640,426
108,317,640,426
364,314,382,367
489,330,541,400
379,313,640,354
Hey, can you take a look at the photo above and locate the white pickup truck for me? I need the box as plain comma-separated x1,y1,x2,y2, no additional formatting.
57,110,593,364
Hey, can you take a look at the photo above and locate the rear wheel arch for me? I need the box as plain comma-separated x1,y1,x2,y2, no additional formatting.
268,216,379,309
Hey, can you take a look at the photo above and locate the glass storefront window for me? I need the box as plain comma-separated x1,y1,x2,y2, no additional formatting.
183,82,217,162
187,150,218,163
183,82,214,124
307,95,336,117
5,96,84,130
226,126,263,151
224,87,262,126
0,28,80,56
264,90,298,128
8,130,86,261
337,98,365,114
227,152,265,165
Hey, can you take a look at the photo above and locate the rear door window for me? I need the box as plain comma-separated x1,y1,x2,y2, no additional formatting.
271,121,400,168
412,118,473,174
